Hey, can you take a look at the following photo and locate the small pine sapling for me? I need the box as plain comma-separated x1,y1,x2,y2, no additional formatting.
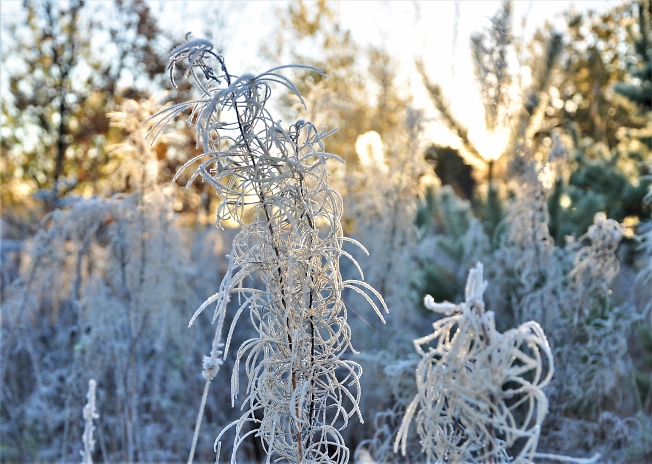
152,37,388,463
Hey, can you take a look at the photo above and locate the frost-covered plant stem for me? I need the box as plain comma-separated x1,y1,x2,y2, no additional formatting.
187,307,225,464
81,379,99,464
154,37,387,463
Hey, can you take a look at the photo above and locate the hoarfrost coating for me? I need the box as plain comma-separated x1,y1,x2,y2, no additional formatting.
395,263,554,464
152,36,388,463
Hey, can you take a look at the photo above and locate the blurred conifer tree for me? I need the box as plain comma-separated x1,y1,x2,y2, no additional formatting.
263,0,368,164
542,0,651,240
264,0,411,167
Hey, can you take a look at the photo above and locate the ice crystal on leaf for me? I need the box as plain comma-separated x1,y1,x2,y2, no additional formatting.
152,37,388,463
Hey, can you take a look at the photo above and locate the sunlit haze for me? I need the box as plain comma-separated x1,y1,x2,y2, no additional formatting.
155,0,620,154
1,0,621,151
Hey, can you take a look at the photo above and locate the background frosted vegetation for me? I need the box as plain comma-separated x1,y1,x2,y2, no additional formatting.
1,0,651,462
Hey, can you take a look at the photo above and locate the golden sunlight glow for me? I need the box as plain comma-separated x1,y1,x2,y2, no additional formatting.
623,215,639,239
355,131,387,172
560,193,572,209
471,127,510,162
16,181,33,197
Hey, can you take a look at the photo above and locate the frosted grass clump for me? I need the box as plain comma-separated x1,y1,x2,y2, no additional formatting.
152,37,388,463
554,212,637,415
487,171,639,459
1,92,202,461
355,404,410,464
354,356,422,464
487,163,563,333
344,108,431,315
568,212,622,315
107,94,177,193
395,263,554,463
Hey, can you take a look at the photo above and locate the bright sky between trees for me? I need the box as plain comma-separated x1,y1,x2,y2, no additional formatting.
0,0,621,156
155,0,621,154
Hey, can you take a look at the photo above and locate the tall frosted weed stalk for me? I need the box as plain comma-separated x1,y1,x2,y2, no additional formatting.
152,38,387,463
